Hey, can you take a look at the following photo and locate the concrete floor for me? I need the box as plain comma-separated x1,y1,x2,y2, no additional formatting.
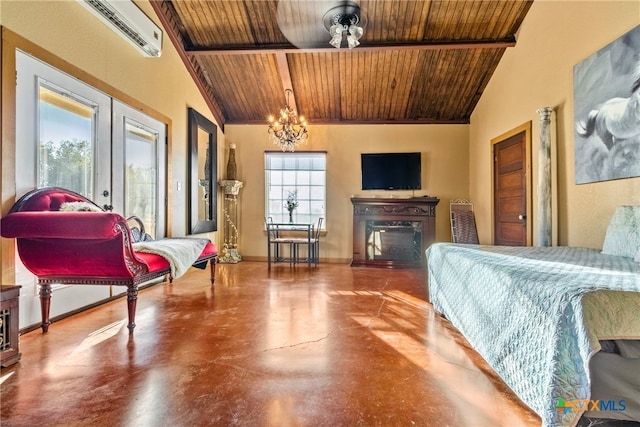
1,261,540,426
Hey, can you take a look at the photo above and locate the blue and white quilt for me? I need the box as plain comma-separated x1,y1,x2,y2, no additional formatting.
426,243,640,427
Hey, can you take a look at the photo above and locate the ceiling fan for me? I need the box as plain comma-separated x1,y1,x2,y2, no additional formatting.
276,0,367,50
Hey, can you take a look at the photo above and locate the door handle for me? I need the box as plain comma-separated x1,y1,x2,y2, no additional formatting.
103,204,113,211
518,214,527,221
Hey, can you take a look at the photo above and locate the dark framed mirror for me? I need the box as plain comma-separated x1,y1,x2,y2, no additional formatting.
188,108,217,234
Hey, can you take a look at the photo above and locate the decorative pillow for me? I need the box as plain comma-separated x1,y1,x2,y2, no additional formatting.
601,206,640,258
59,201,103,212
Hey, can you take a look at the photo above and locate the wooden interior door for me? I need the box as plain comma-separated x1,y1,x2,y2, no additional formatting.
493,123,531,246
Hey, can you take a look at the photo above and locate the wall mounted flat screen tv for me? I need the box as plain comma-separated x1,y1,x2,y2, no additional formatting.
361,152,422,190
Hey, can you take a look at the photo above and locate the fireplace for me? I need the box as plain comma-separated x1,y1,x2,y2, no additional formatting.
351,197,439,268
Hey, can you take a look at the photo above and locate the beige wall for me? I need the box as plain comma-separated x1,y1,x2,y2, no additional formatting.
224,124,469,262
0,0,225,239
470,0,640,248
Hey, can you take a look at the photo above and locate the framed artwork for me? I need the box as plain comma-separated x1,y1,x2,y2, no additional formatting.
573,25,640,184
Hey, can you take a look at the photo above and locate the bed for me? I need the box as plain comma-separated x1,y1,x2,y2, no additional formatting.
426,206,640,427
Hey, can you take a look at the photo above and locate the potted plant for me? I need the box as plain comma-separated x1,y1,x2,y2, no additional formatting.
285,190,299,223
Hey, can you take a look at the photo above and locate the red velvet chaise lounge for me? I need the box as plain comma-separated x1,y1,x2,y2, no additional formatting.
0,187,218,333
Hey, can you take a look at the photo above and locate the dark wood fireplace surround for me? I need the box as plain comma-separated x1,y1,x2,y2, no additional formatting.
351,197,439,268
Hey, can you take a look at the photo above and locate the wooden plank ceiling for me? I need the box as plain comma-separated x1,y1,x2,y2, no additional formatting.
150,0,533,129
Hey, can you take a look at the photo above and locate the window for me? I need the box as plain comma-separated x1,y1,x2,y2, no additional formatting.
265,152,326,227
123,120,159,238
38,84,96,198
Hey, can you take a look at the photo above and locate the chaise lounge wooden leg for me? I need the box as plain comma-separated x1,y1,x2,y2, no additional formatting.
210,260,216,285
39,283,52,333
126,286,138,334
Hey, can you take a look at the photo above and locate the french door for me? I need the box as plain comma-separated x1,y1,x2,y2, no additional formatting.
110,101,167,297
15,50,166,329
112,100,167,239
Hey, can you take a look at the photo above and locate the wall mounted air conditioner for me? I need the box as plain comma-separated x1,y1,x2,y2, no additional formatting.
78,0,163,57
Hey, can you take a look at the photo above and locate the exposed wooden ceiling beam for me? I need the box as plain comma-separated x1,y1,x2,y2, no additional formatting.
274,52,298,112
185,37,517,56
229,118,470,125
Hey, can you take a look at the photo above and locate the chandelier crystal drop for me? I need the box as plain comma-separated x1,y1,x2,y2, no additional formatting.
267,89,308,152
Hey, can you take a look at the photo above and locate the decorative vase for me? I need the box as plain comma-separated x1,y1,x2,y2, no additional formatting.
226,143,237,180
288,210,294,223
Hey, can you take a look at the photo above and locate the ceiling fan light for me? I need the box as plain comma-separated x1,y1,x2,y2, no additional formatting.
347,34,360,49
329,24,344,37
329,24,344,48
348,24,363,40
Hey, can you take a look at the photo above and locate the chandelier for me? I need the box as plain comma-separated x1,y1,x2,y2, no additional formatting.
267,89,308,152
323,1,364,49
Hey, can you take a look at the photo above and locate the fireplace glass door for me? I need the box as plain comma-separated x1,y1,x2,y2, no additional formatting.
365,221,423,262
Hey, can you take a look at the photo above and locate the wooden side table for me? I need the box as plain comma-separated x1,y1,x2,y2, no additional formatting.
1,285,22,367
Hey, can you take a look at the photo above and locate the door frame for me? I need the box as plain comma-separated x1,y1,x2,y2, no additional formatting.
490,121,533,246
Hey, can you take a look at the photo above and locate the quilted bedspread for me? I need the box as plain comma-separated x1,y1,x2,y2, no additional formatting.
426,243,640,427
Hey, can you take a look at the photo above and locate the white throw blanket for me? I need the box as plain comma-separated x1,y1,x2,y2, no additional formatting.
133,238,209,279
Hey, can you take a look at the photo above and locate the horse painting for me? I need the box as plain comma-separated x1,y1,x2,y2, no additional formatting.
576,75,640,150
573,25,640,184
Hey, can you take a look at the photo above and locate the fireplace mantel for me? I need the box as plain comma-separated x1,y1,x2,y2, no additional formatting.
351,197,439,268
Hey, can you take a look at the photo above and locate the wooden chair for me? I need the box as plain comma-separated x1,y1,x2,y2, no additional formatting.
450,199,479,244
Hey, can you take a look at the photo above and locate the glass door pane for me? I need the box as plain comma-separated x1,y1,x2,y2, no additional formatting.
38,85,96,198
112,99,167,239
124,120,158,239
